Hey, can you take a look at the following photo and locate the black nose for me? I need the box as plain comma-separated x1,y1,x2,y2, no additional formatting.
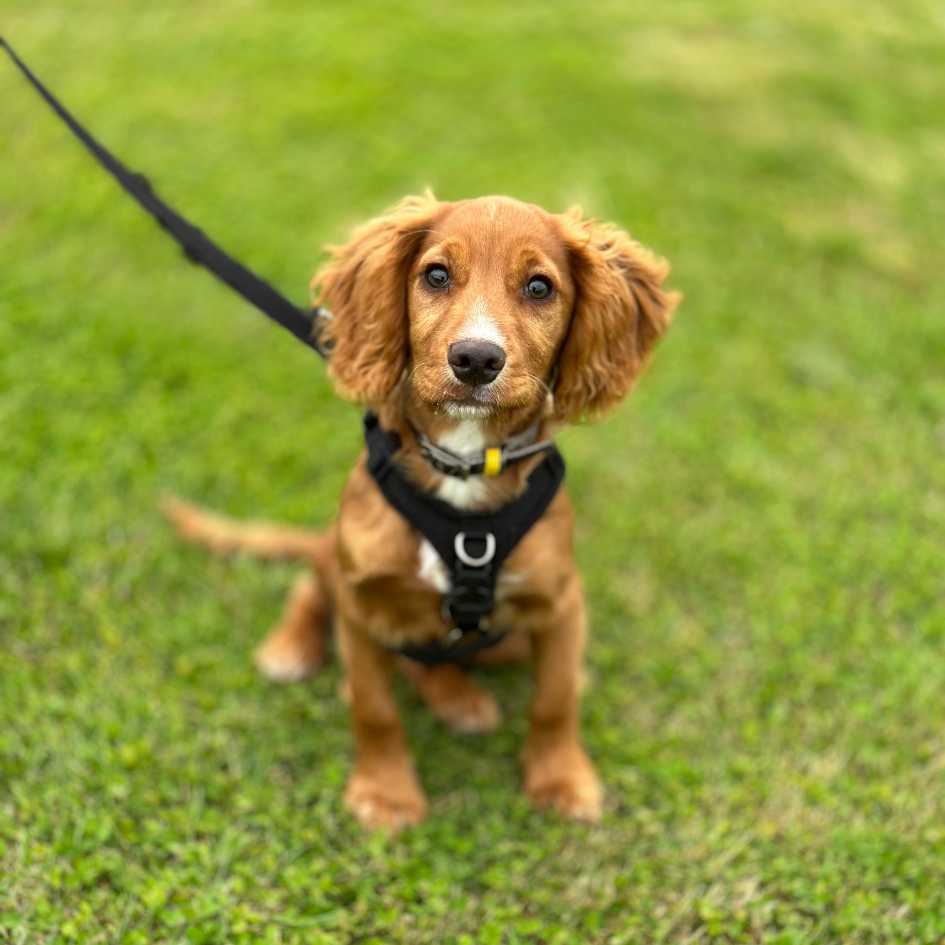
447,340,507,386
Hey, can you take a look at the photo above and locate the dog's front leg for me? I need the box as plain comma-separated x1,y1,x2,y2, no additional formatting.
337,618,428,830
523,576,602,821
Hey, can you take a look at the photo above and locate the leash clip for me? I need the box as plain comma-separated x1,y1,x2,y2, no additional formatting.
454,531,496,567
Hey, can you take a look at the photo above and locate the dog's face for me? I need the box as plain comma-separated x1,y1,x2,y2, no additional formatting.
316,193,679,424
407,198,575,420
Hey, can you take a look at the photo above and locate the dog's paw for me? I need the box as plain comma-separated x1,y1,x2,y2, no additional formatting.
524,747,603,822
254,625,323,682
429,684,502,734
403,663,502,734
344,773,428,832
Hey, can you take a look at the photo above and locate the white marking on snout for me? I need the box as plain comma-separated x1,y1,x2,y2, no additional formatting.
458,296,505,348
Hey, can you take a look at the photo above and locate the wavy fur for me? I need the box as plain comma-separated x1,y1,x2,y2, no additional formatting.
553,208,681,421
313,192,441,403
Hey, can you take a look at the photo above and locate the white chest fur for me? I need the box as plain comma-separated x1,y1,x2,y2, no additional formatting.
417,539,451,593
433,421,489,509
416,421,489,593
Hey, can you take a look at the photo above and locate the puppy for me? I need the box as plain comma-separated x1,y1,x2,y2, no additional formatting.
166,193,679,829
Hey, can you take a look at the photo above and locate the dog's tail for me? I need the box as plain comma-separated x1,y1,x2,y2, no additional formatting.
161,495,331,564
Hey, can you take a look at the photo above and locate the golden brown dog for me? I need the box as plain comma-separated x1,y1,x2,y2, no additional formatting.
165,193,679,830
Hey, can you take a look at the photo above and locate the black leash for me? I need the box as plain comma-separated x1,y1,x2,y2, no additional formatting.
5,38,569,665
0,36,330,357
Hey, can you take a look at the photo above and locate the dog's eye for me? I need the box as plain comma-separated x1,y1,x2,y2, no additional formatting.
524,275,553,300
424,265,450,289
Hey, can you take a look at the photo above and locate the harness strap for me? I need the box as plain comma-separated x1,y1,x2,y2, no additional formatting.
364,413,565,664
1,36,330,357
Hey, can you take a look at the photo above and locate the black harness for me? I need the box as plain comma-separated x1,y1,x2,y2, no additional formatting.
3,38,566,663
365,414,564,663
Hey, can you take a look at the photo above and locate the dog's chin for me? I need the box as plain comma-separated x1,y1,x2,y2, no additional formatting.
417,380,500,420
412,378,541,422
441,401,495,419
438,396,541,421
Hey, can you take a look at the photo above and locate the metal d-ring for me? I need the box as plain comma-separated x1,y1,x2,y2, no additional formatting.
454,531,496,567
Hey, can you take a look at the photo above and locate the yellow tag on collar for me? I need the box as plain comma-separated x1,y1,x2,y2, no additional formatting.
483,447,503,477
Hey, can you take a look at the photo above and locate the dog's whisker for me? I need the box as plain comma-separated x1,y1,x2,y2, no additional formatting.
525,373,553,400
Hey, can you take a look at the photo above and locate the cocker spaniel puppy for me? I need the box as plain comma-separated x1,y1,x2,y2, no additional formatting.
166,193,679,829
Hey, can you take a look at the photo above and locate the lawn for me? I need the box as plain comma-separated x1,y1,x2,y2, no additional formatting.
2,1,945,942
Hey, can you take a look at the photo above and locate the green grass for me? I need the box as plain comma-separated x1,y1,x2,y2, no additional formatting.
3,1,945,942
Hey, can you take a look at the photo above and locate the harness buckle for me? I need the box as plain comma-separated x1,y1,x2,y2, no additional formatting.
447,535,496,634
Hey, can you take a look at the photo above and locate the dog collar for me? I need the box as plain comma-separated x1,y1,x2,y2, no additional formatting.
413,421,556,480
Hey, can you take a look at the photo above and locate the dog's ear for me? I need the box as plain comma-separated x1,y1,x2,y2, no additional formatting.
552,208,680,422
313,192,440,403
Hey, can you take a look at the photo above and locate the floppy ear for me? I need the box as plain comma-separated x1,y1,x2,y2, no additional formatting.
312,192,440,403
553,208,680,422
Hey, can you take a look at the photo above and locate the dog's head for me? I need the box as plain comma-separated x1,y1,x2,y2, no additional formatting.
314,193,679,424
